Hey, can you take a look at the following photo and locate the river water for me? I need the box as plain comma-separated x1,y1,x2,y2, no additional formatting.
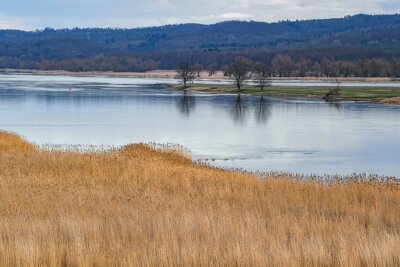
1,73,399,177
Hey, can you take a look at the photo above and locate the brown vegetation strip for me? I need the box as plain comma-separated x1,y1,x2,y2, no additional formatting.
0,131,399,266
381,97,400,105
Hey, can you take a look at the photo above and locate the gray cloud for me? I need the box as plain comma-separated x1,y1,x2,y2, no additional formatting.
0,0,399,29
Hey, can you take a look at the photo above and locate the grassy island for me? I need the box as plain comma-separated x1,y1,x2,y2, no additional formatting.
165,83,400,104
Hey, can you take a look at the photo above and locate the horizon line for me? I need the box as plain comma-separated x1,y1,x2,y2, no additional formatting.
1,13,399,32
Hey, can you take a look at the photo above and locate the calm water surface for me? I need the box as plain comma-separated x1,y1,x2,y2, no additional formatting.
1,73,400,177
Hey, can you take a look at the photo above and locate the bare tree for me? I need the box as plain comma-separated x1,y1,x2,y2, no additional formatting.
194,63,203,77
296,58,311,77
253,62,271,91
176,62,197,88
319,58,344,77
392,59,400,78
224,58,253,91
272,54,293,77
338,60,355,77
222,65,230,76
324,79,342,101
208,63,217,76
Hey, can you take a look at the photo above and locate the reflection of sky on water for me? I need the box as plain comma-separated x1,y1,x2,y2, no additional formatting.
3,73,400,87
1,73,400,177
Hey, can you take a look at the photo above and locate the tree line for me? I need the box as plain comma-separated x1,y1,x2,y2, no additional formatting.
212,55,400,79
3,53,397,79
177,58,271,91
176,56,400,90
1,15,400,75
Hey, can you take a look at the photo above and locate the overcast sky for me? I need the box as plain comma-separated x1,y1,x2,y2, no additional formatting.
1,0,400,30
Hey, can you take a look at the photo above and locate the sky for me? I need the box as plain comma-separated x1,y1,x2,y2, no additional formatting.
1,0,400,30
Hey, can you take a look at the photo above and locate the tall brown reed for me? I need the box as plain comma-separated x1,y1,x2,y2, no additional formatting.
0,131,399,266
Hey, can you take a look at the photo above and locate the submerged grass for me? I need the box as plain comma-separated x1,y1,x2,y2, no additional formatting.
0,131,399,266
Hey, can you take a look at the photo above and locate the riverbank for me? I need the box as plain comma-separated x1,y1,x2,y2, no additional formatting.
0,130,399,266
165,83,400,104
1,68,400,83
2,69,400,103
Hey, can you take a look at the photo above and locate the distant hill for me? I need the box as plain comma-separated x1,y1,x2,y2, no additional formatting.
1,14,400,74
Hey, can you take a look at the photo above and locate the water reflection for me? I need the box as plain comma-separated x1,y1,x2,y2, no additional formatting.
230,94,249,124
324,98,343,112
255,97,271,125
1,73,400,177
177,91,196,117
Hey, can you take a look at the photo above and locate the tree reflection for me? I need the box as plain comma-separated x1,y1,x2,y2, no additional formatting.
325,98,342,112
255,97,271,125
230,94,248,124
177,91,196,117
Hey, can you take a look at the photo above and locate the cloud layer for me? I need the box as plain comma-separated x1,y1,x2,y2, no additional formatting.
1,0,399,30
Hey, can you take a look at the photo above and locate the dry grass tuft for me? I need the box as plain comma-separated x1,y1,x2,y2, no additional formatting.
0,130,37,154
381,97,400,105
0,131,399,266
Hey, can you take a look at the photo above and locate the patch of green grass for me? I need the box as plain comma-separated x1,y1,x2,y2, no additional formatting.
163,83,400,103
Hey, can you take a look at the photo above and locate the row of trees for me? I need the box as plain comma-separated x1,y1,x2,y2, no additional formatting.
0,56,158,72
178,55,400,92
185,56,400,80
268,56,400,78
177,59,271,91
2,53,399,78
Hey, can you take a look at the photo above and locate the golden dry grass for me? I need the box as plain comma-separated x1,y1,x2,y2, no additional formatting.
381,97,400,105
0,131,37,154
0,131,399,266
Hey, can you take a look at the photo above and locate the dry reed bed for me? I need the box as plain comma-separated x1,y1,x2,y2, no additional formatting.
0,131,399,266
381,97,400,105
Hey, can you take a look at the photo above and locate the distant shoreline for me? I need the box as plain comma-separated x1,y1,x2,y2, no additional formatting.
1,68,400,83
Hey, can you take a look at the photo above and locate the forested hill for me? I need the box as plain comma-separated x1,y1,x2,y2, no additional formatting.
1,14,400,74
